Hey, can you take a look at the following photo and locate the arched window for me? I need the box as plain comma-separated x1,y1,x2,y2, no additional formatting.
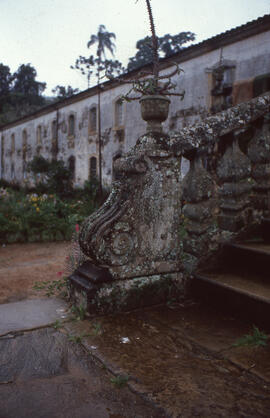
68,114,75,136
115,99,124,127
11,133,15,154
11,163,15,180
89,156,97,180
68,156,75,181
52,120,57,139
36,125,42,145
89,107,97,132
1,135,4,177
22,130,27,160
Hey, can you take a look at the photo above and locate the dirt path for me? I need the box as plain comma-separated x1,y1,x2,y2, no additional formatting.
1,242,270,417
0,241,69,304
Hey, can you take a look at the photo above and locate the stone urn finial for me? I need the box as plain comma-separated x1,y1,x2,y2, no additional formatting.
139,95,170,132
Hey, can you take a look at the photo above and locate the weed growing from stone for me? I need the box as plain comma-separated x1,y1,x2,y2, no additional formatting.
233,326,269,348
110,374,129,388
92,322,102,336
52,320,62,330
71,304,87,321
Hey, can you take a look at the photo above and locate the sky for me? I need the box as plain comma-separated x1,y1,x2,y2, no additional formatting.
1,0,269,95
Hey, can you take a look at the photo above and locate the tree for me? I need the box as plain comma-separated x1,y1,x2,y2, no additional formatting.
52,85,80,99
0,63,13,98
0,64,13,119
72,25,124,195
127,31,196,72
71,55,95,89
71,25,124,88
0,63,47,126
13,64,46,99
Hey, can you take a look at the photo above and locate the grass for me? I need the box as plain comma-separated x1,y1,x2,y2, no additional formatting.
92,322,102,336
52,320,63,330
110,374,129,388
33,277,67,297
233,326,269,348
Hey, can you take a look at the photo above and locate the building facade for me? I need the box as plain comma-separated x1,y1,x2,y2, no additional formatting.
1,15,270,187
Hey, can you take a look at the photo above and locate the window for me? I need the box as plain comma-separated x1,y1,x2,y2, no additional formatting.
89,107,97,132
68,114,75,136
68,156,75,181
36,125,42,145
206,59,235,113
89,156,97,180
11,163,15,180
1,135,4,177
22,130,27,160
115,99,124,127
52,120,57,139
22,129,27,177
11,133,15,153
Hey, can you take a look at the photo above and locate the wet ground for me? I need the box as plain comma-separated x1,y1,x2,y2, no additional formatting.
1,242,270,417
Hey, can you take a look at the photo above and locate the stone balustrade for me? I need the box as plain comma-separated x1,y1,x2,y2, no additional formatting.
70,92,270,314
170,92,270,273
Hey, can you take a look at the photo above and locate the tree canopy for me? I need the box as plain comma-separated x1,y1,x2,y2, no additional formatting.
127,31,196,72
71,25,125,88
0,63,47,126
52,85,80,99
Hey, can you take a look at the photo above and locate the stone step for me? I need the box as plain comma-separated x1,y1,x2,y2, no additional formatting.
262,217,270,243
191,271,270,329
191,234,270,328
220,241,270,279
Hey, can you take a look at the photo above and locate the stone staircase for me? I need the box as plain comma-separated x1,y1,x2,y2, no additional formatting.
191,219,270,329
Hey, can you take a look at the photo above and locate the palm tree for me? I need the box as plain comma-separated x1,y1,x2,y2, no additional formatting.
87,25,116,196
87,25,116,62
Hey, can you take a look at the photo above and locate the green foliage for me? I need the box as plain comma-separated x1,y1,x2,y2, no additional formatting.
71,304,87,321
110,374,129,388
52,320,63,330
0,62,47,126
0,187,98,244
52,85,79,99
27,156,73,198
127,32,195,72
233,326,269,348
71,24,124,88
92,322,102,336
33,276,67,297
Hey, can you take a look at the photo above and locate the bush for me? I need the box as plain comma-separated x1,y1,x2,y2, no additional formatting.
27,156,73,198
0,188,98,244
0,157,107,244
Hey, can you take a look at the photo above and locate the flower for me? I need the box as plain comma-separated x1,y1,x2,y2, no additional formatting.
57,271,63,277
36,207,40,212
75,224,80,232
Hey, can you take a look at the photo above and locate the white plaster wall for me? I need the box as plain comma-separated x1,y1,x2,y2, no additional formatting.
1,29,269,187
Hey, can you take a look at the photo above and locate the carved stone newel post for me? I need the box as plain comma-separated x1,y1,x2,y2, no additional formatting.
69,101,184,314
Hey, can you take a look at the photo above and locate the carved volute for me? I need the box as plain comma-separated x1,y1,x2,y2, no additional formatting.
79,132,182,279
